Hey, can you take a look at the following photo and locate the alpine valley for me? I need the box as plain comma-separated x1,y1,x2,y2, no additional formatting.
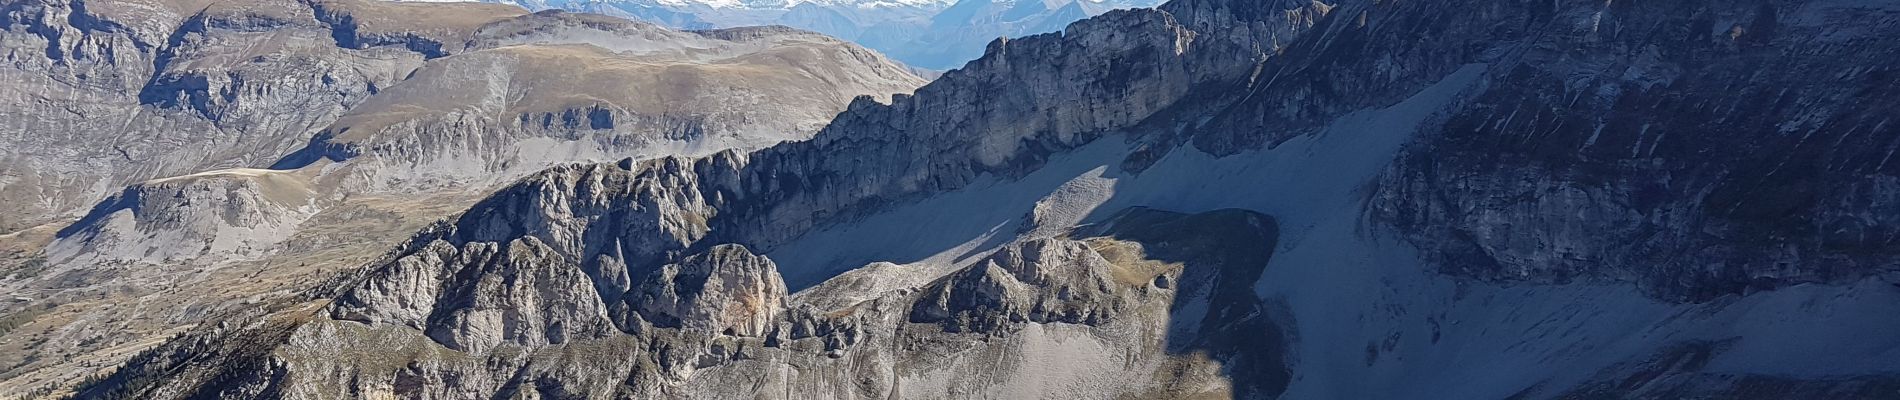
2,0,1898,399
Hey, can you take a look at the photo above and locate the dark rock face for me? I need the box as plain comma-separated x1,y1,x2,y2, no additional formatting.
1361,0,1900,300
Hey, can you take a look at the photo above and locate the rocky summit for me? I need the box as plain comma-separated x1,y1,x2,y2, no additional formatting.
4,0,1900,399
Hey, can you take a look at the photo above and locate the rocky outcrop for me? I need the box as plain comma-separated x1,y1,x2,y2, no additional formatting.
80,207,1292,399
631,244,787,337
329,240,785,353
47,168,320,264
331,235,620,353
910,239,1133,332
326,159,726,352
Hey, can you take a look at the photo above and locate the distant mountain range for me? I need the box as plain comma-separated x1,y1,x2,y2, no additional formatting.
411,0,1165,70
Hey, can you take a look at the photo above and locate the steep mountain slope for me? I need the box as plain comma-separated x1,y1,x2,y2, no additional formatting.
0,0,921,234
274,14,922,192
0,0,525,233
44,0,1900,398
1369,0,1900,301
0,2,923,396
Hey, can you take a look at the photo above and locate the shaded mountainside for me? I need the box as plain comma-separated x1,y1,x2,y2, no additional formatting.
1368,0,1900,301
43,0,1900,399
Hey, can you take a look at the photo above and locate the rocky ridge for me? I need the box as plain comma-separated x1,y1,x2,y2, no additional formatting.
83,207,1291,399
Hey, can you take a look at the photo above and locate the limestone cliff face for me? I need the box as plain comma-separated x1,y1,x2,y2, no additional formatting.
324,159,725,352
631,244,787,337
705,0,1332,249
84,208,1291,399
321,162,773,353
